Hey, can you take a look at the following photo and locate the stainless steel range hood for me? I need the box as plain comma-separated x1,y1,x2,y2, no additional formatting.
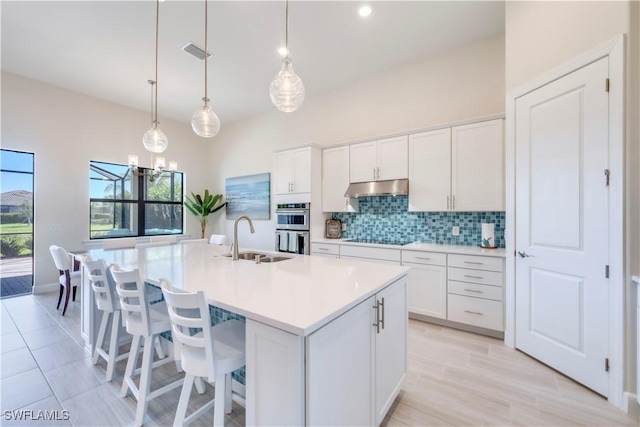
344,179,409,198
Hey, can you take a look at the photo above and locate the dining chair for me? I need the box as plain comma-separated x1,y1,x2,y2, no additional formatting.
160,279,246,427
110,265,183,427
49,245,80,316
179,238,208,245
103,237,137,249
149,235,177,244
83,257,128,382
209,234,227,245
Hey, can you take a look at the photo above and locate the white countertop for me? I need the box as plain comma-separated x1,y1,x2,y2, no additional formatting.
87,244,409,336
312,238,506,258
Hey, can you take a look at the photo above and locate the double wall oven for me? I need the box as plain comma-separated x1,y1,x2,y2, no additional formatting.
275,203,310,255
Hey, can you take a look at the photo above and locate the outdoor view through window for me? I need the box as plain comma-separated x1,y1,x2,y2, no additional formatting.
89,160,183,239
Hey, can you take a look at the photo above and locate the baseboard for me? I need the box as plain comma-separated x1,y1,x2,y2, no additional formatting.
409,312,505,339
623,392,639,418
32,283,59,294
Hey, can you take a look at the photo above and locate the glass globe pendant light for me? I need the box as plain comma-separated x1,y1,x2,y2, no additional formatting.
269,0,305,112
191,0,220,138
142,0,168,153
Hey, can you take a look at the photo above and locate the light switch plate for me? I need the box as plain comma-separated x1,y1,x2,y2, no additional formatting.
452,226,460,236
342,223,347,232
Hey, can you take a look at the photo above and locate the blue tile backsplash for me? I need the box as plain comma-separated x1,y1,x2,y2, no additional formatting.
331,196,505,248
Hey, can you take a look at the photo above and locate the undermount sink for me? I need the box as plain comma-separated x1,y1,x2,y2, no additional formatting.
224,252,266,260
260,256,292,263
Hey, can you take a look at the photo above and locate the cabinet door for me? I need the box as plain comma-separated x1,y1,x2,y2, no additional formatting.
306,295,375,426
451,119,504,211
377,135,408,180
408,129,451,211
375,278,407,425
291,147,311,193
274,151,292,195
350,141,377,183
405,263,447,319
322,146,358,212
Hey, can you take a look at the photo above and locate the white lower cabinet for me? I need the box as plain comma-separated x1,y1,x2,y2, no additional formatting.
446,254,504,331
402,250,447,319
306,278,407,426
310,242,340,259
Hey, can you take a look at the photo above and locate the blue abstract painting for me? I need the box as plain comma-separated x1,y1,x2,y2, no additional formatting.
225,173,270,220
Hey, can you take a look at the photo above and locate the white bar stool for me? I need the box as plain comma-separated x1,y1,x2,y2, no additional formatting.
160,279,246,427
83,257,128,382
110,266,183,427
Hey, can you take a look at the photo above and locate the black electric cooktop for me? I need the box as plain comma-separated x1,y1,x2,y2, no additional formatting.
343,238,413,246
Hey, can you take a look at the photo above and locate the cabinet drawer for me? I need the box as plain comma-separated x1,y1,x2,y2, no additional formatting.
448,281,502,302
311,243,340,256
340,245,401,262
448,254,503,272
401,250,446,266
448,267,502,287
447,294,503,331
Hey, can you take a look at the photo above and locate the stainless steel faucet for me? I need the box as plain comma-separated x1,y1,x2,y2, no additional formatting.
232,215,255,260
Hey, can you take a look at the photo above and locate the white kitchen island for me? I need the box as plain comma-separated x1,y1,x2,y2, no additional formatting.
83,243,409,426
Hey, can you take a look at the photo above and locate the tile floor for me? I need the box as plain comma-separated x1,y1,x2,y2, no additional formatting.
1,292,638,426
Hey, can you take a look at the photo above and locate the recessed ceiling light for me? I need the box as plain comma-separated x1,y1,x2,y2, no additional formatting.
278,46,289,57
358,5,372,17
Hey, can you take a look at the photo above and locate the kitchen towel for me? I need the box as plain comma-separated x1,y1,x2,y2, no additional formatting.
288,231,299,253
481,223,495,247
279,233,288,251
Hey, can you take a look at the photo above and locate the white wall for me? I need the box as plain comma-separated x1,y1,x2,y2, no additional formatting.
1,72,213,289
208,35,505,251
505,0,639,405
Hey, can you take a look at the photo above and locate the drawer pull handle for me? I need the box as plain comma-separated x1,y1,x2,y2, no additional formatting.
464,310,484,316
318,248,329,251
464,261,483,265
414,256,431,260
463,288,483,293
464,275,483,279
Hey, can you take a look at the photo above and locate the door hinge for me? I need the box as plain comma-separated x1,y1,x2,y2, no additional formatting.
605,265,610,278
605,358,610,372
604,169,610,186
605,78,610,92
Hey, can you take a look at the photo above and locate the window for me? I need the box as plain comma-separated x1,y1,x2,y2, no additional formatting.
89,161,183,239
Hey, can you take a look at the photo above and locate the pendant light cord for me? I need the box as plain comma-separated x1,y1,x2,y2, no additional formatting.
154,0,159,126
285,0,289,54
204,0,208,101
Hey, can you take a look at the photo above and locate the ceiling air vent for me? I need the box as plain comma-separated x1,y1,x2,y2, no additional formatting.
181,42,212,60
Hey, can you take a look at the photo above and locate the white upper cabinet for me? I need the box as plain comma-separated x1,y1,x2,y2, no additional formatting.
275,147,312,195
350,136,408,183
322,146,358,212
408,128,451,212
451,119,504,211
409,119,504,212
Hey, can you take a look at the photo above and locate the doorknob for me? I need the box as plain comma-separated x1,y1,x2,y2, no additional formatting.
517,251,530,258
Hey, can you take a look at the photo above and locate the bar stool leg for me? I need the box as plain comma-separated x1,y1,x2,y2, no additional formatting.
121,334,142,398
135,335,156,427
106,311,121,382
92,312,109,365
224,374,233,414
213,372,226,427
173,373,194,427
195,377,206,394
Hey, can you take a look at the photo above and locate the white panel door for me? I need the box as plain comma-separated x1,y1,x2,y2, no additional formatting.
350,141,377,183
405,263,447,319
452,119,504,211
291,147,311,193
374,279,407,425
408,128,451,211
515,57,609,396
322,146,357,212
274,151,292,195
377,135,408,180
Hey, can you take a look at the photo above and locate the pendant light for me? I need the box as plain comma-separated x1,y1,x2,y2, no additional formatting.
142,0,168,153
269,0,305,112
191,0,220,138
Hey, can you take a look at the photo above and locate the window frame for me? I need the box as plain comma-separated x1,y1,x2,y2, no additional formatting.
89,160,184,240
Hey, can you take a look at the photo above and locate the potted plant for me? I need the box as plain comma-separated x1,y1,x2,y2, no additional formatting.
184,190,226,239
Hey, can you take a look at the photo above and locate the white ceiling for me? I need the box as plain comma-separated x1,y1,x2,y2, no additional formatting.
1,1,505,126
